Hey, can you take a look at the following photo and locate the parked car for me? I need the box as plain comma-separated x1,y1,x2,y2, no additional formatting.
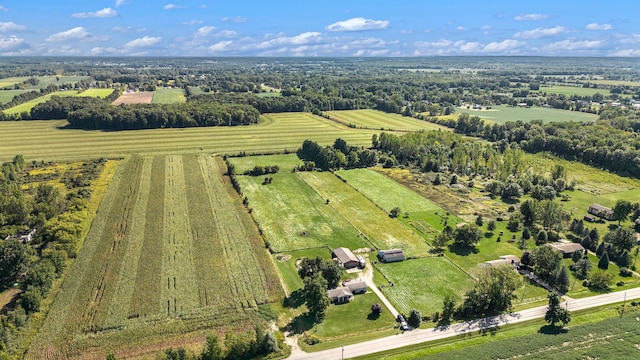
397,314,409,331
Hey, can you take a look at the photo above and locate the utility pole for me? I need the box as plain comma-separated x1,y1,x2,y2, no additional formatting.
342,346,344,360
622,291,627,317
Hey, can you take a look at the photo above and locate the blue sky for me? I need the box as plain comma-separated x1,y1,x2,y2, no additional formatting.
0,0,638,56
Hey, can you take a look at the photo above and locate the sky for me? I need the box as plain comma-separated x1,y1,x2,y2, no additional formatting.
0,0,639,57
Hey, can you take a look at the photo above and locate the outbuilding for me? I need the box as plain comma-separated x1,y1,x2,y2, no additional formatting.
332,247,360,269
377,249,405,263
588,204,614,221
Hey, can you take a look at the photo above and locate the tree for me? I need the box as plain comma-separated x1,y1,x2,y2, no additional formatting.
433,173,442,185
596,241,606,256
573,258,592,279
544,292,571,327
440,295,456,324
571,250,583,263
487,220,497,232
389,207,402,218
200,335,223,360
581,235,593,252
536,230,548,245
589,269,613,289
371,303,382,316
589,228,600,243
618,249,632,268
598,252,610,270
408,309,422,328
554,266,570,293
502,181,524,200
521,250,534,267
0,240,35,288
520,200,537,225
449,174,458,185
532,245,562,281
20,286,42,313
460,265,523,316
432,231,450,251
475,215,483,227
297,257,342,288
612,199,633,225
522,227,531,240
303,274,330,320
453,223,482,248
604,227,636,254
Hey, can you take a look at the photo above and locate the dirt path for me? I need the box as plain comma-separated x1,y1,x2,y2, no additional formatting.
362,263,400,318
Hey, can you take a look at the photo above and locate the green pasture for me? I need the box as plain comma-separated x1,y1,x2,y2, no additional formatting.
539,85,610,97
0,89,32,104
326,109,449,131
3,90,78,115
76,88,114,98
0,112,379,162
336,168,443,213
377,257,474,315
36,76,89,89
228,153,304,174
455,104,597,124
274,248,333,293
187,86,206,96
152,88,186,104
236,172,366,252
581,79,640,86
564,254,640,299
0,76,29,88
298,171,430,256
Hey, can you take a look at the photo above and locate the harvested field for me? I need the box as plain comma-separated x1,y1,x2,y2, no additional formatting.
326,109,449,132
76,89,114,99
152,88,186,104
112,91,155,105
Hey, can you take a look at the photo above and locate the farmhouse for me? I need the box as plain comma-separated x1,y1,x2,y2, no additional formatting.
377,249,405,263
485,255,520,268
550,242,585,258
343,280,368,294
327,287,353,304
588,203,614,221
332,247,360,269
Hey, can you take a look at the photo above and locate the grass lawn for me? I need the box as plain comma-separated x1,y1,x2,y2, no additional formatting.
538,85,611,97
76,88,114,98
326,109,450,131
273,248,333,293
236,172,366,252
152,88,186,104
228,153,304,174
3,90,79,115
298,171,430,257
377,257,474,315
336,168,443,213
0,89,33,104
454,104,597,124
314,292,396,339
564,254,640,299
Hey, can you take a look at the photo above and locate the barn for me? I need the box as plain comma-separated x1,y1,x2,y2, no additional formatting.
332,247,360,269
588,204,614,221
377,249,405,263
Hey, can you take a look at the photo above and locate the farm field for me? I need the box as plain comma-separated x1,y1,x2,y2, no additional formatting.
0,89,32,104
27,154,282,359
76,88,114,98
0,76,29,88
377,257,474,315
538,85,610,97
112,91,155,105
152,88,186,104
235,172,366,252
298,171,430,256
3,90,79,115
326,109,450,131
36,76,90,89
454,104,598,124
0,113,379,162
229,153,304,174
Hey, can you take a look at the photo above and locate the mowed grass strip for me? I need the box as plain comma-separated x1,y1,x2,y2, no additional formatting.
3,90,79,115
336,168,443,213
377,257,474,315
152,88,186,104
454,104,597,124
0,113,378,162
128,155,165,319
0,89,33,104
228,153,304,174
298,172,430,256
76,88,114,98
237,172,365,252
326,109,449,131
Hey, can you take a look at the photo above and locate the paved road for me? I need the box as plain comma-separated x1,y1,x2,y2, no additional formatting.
288,287,640,360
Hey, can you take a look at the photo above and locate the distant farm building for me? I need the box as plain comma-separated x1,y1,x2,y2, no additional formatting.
550,242,585,258
332,247,360,269
3,228,36,244
588,204,614,221
377,249,405,263
327,287,353,304
485,255,520,268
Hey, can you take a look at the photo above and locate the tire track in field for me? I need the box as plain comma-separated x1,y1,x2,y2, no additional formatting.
162,155,198,317
200,156,271,308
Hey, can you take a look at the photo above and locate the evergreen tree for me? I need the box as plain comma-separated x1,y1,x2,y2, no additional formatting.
598,252,610,270
618,250,632,268
545,292,571,327
596,241,606,256
408,309,422,328
554,266,570,293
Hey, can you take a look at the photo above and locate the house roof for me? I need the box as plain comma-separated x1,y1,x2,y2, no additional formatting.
500,255,520,264
333,247,358,264
589,203,613,214
550,242,585,254
484,259,512,267
345,280,367,291
327,287,353,299
379,249,404,255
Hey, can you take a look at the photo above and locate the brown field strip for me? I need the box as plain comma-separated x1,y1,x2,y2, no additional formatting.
112,92,155,105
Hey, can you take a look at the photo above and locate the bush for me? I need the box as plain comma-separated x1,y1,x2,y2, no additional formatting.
408,309,422,328
619,267,633,277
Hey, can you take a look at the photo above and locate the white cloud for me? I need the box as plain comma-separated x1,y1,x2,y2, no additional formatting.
221,17,247,23
71,7,118,18
543,39,605,51
209,40,233,52
45,27,91,42
196,26,216,37
217,30,237,38
124,36,162,49
0,35,25,51
457,26,466,31
483,39,526,52
413,38,525,55
256,32,322,49
0,22,27,32
183,20,203,25
399,29,413,34
0,5,7,12
586,23,613,30
115,0,128,7
514,14,549,21
112,26,146,33
608,49,640,57
618,33,640,44
514,26,568,39
481,25,492,31
326,17,390,32
354,49,389,56
163,4,182,10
